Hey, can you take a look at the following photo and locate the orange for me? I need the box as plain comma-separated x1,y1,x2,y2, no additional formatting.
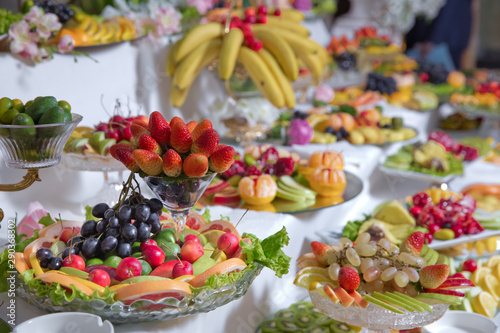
308,151,344,170
308,168,346,197
56,28,90,47
238,175,277,205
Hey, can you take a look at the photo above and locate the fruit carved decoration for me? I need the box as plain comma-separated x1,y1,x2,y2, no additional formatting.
167,5,331,108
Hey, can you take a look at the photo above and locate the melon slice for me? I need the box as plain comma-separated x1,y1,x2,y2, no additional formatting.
188,258,247,288
14,252,29,274
114,280,192,305
38,220,83,239
36,272,95,296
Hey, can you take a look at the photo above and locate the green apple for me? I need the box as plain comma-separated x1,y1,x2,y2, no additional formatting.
392,291,431,312
200,242,215,260
272,198,315,212
60,266,89,278
120,275,166,284
419,245,429,257
98,138,116,155
427,251,439,266
86,258,104,267
50,240,66,257
436,254,447,265
362,295,404,314
372,292,422,312
139,259,152,275
103,256,122,269
70,138,89,153
384,292,424,312
192,256,216,276
415,293,462,305
211,249,227,264
276,187,307,202
154,228,176,244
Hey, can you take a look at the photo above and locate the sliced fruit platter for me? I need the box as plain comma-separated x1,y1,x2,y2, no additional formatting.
4,198,290,324
295,232,472,331
199,145,363,213
380,131,483,182
270,105,417,146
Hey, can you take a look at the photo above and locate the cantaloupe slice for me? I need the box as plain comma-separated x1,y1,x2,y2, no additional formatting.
38,220,83,239
35,272,94,296
114,280,192,305
14,252,29,274
188,258,247,288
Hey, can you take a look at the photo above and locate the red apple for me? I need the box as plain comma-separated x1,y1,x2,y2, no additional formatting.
116,257,142,280
217,233,240,257
140,239,157,251
172,261,193,278
436,278,474,289
424,289,465,297
62,254,85,271
150,260,177,279
86,265,121,281
89,269,111,287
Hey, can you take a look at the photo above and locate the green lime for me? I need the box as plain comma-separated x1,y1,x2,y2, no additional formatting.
25,100,33,109
86,258,104,267
0,108,18,124
103,256,122,268
154,228,176,244
132,242,142,253
11,113,35,139
58,100,71,112
14,103,25,113
0,97,13,118
157,241,180,256
139,259,152,275
12,99,22,107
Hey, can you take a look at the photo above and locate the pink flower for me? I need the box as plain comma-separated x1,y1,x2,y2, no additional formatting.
33,47,50,63
8,21,40,59
58,34,74,53
154,7,181,36
314,84,335,104
32,13,62,40
187,0,213,15
17,202,54,239
24,6,45,22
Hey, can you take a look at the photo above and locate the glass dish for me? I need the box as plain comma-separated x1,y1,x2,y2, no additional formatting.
60,153,126,172
0,114,82,169
17,264,263,325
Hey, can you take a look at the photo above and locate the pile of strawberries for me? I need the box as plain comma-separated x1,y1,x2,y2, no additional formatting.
110,112,235,178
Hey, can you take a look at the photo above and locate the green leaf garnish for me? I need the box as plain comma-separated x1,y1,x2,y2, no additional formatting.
38,213,56,227
85,206,98,221
201,209,211,223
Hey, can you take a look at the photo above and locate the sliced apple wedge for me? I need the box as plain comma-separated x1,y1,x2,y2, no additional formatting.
333,287,354,307
323,285,340,303
348,291,369,308
373,292,423,312
415,293,462,305
423,289,465,297
437,278,475,289
392,291,432,312
362,295,404,314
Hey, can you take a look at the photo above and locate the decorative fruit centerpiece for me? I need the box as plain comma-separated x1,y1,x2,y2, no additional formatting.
450,80,500,113
167,5,330,108
326,35,358,71
295,232,475,331
462,184,500,213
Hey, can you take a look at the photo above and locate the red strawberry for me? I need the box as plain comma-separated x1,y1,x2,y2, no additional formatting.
209,145,235,173
132,149,163,176
149,111,170,144
163,149,182,177
182,154,208,177
191,119,213,142
310,241,332,266
112,147,140,172
169,116,184,127
130,121,150,142
186,121,198,133
136,115,149,127
170,122,192,153
419,264,450,289
338,267,360,292
109,143,134,158
400,231,424,256
191,129,219,156
138,133,162,155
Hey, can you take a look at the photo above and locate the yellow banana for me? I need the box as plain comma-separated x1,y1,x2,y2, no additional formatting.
166,39,182,77
170,84,189,107
270,27,319,54
173,38,222,90
76,16,92,31
84,18,99,39
298,52,323,79
237,46,285,108
117,17,136,40
311,40,333,66
218,28,244,80
281,8,305,22
265,16,310,37
251,29,298,81
175,22,224,63
259,48,296,108
100,22,118,44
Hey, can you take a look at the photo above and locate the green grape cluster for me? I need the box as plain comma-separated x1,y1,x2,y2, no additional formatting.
0,9,23,35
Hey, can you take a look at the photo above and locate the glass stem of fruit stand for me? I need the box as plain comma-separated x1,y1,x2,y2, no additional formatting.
0,169,41,222
170,209,190,241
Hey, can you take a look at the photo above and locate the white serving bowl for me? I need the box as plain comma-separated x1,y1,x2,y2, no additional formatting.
13,313,113,333
424,311,498,333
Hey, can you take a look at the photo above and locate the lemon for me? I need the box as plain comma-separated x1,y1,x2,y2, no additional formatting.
471,267,492,285
174,275,194,282
472,291,496,318
202,229,225,245
296,266,327,276
492,264,500,281
486,255,500,268
293,272,330,290
480,275,500,301
485,237,498,254
475,241,486,255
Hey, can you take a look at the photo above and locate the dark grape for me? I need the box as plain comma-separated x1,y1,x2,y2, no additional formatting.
117,242,132,258
48,257,63,270
67,236,85,250
118,205,132,222
103,227,120,239
81,238,99,258
108,216,119,228
121,224,137,242
134,204,150,222
104,208,115,220
335,52,357,71
36,248,53,261
62,247,78,259
366,73,397,95
81,220,97,238
339,126,350,138
137,223,151,243
96,220,107,234
150,219,161,234
147,199,163,214
39,258,50,268
146,212,159,225
91,203,109,218
324,126,336,135
101,236,118,253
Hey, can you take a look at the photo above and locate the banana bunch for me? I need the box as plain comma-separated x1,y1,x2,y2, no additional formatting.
63,13,136,46
167,8,331,109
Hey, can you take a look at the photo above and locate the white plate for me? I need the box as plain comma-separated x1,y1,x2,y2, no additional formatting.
423,311,498,333
13,313,114,333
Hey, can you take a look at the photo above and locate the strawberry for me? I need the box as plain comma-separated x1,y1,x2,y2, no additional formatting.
149,111,170,144
109,142,134,158
138,133,162,155
182,154,208,177
113,147,140,172
169,116,184,127
130,120,150,142
209,145,235,173
419,264,450,289
338,267,360,292
170,122,193,153
162,149,182,177
191,129,219,156
275,157,295,177
186,121,198,133
310,241,332,266
132,149,163,176
136,115,149,127
191,119,213,142
400,231,424,256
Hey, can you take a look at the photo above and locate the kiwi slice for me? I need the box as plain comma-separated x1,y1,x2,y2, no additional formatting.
275,318,303,332
304,327,329,333
294,313,315,328
315,316,334,326
275,310,296,319
261,320,278,333
290,302,313,312
308,307,324,318
330,321,355,333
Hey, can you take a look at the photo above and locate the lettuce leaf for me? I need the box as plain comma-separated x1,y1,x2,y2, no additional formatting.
0,248,10,293
38,213,56,227
241,227,291,278
15,229,39,252
201,209,211,223
20,269,116,306
220,215,230,221
85,206,98,221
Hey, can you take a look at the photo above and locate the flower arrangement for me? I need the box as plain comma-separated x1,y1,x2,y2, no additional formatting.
7,6,75,63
